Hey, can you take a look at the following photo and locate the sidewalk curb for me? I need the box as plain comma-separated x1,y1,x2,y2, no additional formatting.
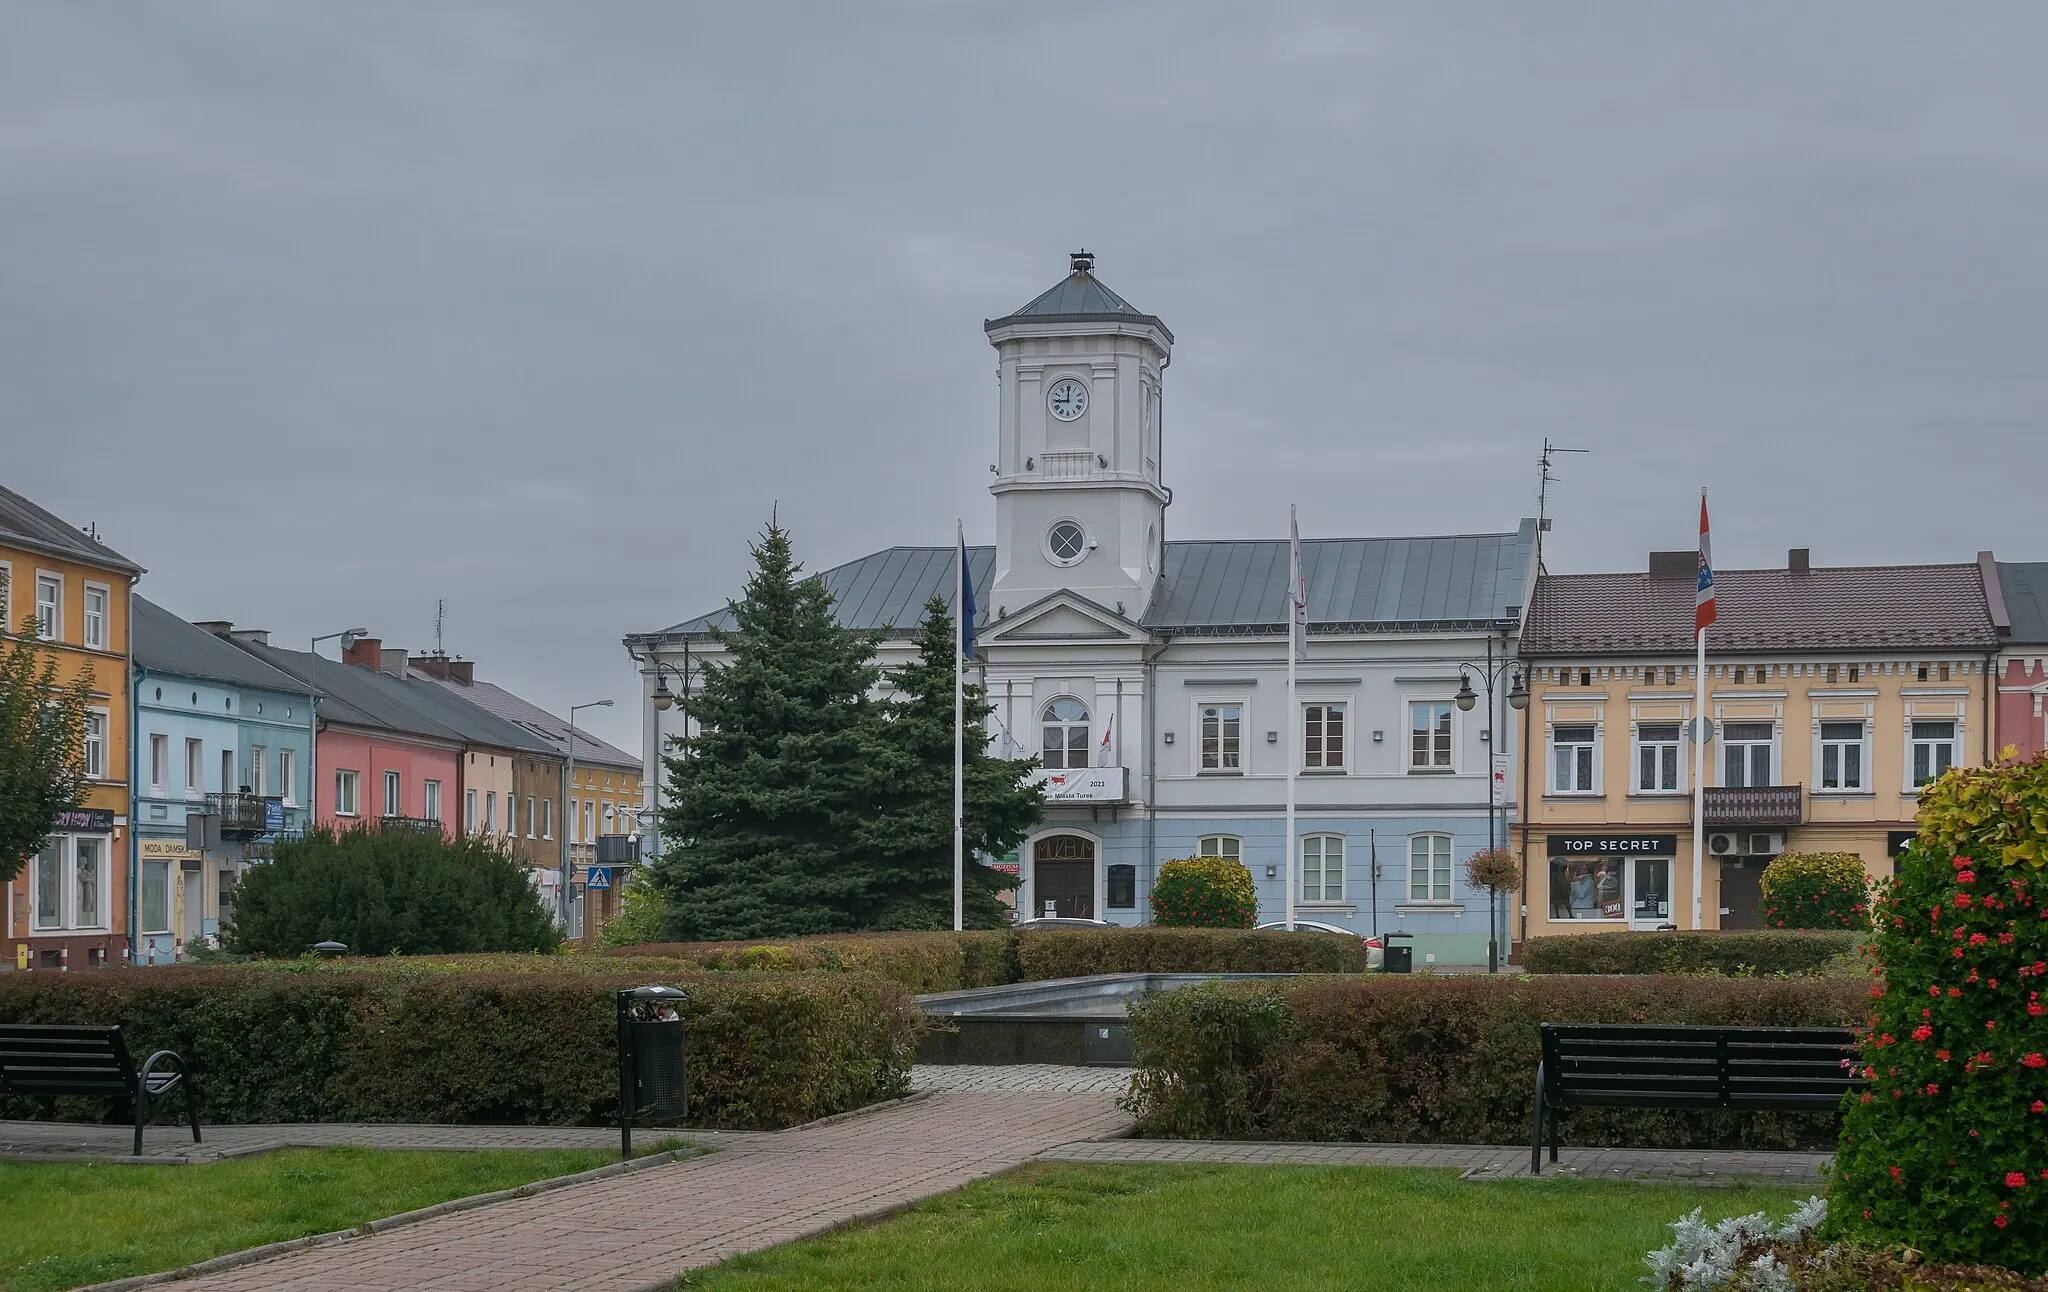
71,1144,709,1292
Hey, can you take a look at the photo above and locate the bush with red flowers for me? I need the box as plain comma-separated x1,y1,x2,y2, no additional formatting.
1833,750,2048,1273
1759,850,1871,930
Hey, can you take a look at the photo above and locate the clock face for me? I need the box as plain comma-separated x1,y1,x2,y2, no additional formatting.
1047,378,1088,421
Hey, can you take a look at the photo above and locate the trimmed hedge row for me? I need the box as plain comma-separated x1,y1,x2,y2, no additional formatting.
611,927,1371,994
1123,974,1865,1147
0,960,918,1130
1519,929,1862,977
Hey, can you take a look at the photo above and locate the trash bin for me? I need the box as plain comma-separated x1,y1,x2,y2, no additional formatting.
1381,932,1415,974
617,985,688,1157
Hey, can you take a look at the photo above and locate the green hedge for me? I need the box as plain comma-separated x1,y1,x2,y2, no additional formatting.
0,960,918,1130
1519,929,1862,977
611,927,1370,994
1123,974,1865,1147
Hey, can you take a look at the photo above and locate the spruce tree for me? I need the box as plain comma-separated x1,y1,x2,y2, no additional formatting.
853,596,1042,930
650,521,888,940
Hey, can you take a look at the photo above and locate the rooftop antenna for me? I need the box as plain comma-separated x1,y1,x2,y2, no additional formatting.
1535,438,1588,574
434,599,446,656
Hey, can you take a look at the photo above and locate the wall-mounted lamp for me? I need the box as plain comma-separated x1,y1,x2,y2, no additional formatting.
1266,730,1278,743
1163,732,1176,744
1265,865,1277,879
1372,730,1385,742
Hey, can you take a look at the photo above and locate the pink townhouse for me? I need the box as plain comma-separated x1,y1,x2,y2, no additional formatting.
1990,556,2048,760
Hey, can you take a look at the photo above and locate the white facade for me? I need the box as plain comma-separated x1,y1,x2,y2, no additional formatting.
628,254,1536,964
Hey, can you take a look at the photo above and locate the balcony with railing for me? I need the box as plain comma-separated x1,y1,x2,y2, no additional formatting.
1033,450,1105,480
208,792,270,840
1698,785,1804,827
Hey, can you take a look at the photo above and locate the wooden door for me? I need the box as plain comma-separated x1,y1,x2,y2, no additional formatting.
1718,857,1764,929
1033,836,1096,919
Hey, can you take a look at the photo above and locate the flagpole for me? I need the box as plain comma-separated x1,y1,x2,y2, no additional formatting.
954,520,966,933
1285,504,1299,932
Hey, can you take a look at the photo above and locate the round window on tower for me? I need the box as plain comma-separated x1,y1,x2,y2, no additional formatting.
1046,520,1087,566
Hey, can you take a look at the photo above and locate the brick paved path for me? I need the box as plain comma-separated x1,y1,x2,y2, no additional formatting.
157,1091,1131,1292
0,1119,774,1162
1043,1137,1832,1183
912,1063,1132,1095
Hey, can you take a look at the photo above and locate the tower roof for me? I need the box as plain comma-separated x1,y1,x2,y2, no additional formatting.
985,251,1172,342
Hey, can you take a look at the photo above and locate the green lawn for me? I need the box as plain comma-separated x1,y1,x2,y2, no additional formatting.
0,1146,620,1292
682,1163,1815,1292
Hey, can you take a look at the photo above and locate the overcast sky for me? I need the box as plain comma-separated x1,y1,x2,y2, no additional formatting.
5,3,2045,751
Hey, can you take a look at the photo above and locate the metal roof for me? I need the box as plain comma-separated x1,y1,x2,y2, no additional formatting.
1997,561,2048,645
637,522,1535,644
1522,563,1999,656
223,640,557,754
0,484,143,576
133,598,316,698
410,671,639,770
983,260,1173,342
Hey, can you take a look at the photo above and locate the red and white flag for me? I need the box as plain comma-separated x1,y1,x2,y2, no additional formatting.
1695,493,1717,634
1095,712,1115,767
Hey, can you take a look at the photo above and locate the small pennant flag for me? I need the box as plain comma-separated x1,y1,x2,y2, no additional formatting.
1289,505,1309,661
1096,712,1115,767
958,525,977,657
1695,493,1717,634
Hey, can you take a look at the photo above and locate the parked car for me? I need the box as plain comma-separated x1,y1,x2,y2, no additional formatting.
1256,918,1385,970
1013,916,1114,930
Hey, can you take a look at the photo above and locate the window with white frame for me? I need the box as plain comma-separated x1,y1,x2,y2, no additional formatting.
1409,701,1452,770
1552,724,1597,794
34,574,60,640
1199,703,1242,772
221,748,235,795
467,788,479,832
1911,720,1957,788
82,584,108,650
33,837,107,930
250,745,266,796
1408,832,1453,902
335,769,360,816
483,790,496,832
83,712,107,780
1197,835,1241,862
1721,722,1775,787
149,733,168,793
0,560,10,627
384,770,402,817
184,738,204,797
1301,835,1344,901
1818,721,1866,792
526,795,538,838
280,748,296,805
1635,722,1681,793
1303,702,1346,771
140,859,171,933
424,780,443,823
540,797,551,839
1040,697,1091,769
603,801,615,833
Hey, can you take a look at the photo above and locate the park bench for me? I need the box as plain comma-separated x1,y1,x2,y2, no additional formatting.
0,1024,201,1156
1529,1023,1858,1175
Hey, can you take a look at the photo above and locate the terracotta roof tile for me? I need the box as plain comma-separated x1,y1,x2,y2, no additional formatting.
1521,563,1998,656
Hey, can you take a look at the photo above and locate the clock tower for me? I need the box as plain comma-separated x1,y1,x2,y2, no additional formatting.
985,251,1173,620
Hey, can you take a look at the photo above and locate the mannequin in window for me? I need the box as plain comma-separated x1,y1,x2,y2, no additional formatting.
1041,698,1090,769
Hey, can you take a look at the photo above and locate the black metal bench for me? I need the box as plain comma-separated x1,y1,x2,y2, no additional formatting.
1530,1023,1857,1175
0,1024,201,1156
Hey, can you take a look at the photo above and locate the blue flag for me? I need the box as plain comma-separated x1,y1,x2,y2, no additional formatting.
958,528,977,658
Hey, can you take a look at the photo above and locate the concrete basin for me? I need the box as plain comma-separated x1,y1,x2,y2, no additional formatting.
915,972,1295,1067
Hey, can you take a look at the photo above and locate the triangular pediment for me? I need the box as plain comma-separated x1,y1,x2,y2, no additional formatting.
981,591,1149,645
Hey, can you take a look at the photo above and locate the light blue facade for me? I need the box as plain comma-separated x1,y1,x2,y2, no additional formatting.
132,603,316,963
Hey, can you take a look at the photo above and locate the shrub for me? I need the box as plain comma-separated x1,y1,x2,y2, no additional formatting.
224,825,560,958
1014,927,1372,980
1122,974,1863,1146
1520,930,1862,977
1833,751,2048,1272
609,932,1019,994
1149,856,1257,928
0,960,918,1129
1759,851,1871,930
599,864,668,950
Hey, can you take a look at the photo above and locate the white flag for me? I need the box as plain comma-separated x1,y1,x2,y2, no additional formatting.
1288,505,1309,662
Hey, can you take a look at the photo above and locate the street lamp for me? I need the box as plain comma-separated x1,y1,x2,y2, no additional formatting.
641,645,692,860
564,700,614,935
311,628,368,657
1452,620,1529,974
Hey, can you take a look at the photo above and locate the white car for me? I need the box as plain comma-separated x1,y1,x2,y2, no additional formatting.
1256,919,1385,970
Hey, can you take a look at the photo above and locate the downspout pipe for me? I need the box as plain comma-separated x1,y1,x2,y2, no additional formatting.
1142,634,1172,923
129,664,145,965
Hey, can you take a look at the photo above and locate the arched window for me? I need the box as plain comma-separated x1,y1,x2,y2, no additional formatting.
1041,697,1091,769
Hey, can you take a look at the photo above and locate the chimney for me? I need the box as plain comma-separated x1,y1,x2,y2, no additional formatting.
449,660,475,684
193,620,235,637
342,637,382,670
1649,551,1694,579
230,629,270,646
379,647,408,677
410,653,451,681
1788,548,1810,574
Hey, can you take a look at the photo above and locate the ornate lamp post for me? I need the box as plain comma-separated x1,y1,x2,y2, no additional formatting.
1453,622,1531,973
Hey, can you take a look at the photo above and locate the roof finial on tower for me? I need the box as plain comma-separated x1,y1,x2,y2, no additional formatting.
1069,249,1094,274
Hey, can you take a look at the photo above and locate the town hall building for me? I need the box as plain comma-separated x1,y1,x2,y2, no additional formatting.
626,253,1537,965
